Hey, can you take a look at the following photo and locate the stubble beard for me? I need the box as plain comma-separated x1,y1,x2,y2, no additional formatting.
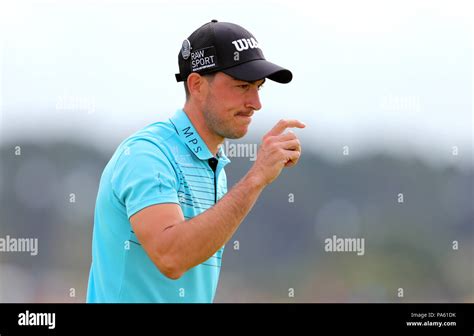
202,92,248,140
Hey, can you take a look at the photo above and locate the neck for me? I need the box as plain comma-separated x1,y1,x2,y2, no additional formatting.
183,102,224,157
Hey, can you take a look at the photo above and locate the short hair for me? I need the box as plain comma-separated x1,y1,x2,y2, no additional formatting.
184,73,217,101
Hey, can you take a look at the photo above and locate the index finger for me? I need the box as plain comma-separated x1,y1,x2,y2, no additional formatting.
265,119,306,137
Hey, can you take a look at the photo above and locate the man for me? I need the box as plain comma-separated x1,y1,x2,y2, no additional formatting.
86,20,305,303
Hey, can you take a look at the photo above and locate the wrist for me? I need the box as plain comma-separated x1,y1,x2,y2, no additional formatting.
243,169,268,190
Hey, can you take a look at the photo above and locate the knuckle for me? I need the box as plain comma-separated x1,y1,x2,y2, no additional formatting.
262,136,270,145
264,136,275,146
288,132,297,140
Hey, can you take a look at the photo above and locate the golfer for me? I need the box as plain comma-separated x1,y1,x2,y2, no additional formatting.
87,20,305,303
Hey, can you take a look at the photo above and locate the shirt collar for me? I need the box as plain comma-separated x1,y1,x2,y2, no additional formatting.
170,109,231,165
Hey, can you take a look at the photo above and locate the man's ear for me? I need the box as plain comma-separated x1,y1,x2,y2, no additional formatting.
187,73,208,101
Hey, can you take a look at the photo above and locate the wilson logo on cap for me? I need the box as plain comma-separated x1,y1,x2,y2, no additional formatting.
231,38,259,52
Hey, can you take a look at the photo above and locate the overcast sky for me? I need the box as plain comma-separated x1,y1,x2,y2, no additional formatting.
0,0,472,169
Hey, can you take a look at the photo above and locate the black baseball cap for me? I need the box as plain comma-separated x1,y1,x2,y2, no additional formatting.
175,20,292,84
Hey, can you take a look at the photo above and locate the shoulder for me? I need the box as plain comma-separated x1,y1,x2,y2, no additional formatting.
108,121,181,190
105,119,182,184
116,120,178,158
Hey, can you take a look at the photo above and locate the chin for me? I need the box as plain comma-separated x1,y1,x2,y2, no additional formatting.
225,129,248,139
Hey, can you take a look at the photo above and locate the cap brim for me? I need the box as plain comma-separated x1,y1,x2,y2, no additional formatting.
222,59,292,84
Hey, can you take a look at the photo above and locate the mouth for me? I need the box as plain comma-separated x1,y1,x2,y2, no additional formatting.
235,111,254,119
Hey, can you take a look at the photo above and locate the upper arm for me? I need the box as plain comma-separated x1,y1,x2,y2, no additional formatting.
110,139,184,278
130,203,184,253
130,203,185,278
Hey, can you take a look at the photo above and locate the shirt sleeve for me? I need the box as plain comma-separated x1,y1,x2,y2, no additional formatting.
110,139,180,219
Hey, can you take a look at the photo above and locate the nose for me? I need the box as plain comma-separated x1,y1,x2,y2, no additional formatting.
244,87,262,111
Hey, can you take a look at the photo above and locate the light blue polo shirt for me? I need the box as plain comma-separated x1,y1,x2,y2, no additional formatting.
87,109,231,303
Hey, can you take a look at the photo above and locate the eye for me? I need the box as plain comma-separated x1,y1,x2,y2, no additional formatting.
238,84,250,90
257,83,264,91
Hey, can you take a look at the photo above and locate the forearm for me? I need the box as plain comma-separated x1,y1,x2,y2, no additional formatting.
161,171,265,275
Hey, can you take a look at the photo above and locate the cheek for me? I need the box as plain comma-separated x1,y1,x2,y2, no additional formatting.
215,87,241,108
207,87,242,122
212,97,237,119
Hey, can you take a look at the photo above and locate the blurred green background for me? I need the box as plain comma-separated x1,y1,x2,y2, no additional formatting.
0,140,472,302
